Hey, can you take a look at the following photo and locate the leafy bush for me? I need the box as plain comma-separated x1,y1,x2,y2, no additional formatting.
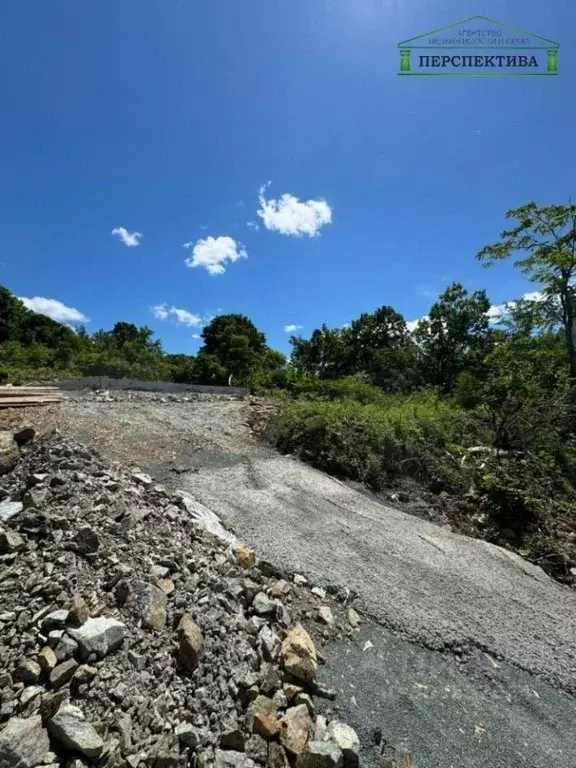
270,392,480,489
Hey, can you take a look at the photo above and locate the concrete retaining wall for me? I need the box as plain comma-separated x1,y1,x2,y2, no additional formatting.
55,377,249,397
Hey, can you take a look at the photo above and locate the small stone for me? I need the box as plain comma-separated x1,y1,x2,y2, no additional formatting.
41,610,69,633
259,626,281,662
54,634,79,662
245,736,267,765
0,715,50,767
311,587,326,600
73,665,98,685
283,684,303,702
18,659,41,684
294,692,314,715
253,593,275,616
129,582,167,630
67,616,126,659
38,647,58,673
0,500,23,522
324,722,360,768
176,722,199,748
74,526,100,555
132,471,153,487
346,608,360,629
50,659,79,689
151,564,169,579
20,685,44,707
235,546,256,569
269,580,290,598
69,595,90,626
0,530,25,553
178,614,204,672
157,578,175,595
48,702,103,758
314,717,328,742
296,742,343,768
254,713,280,740
220,728,245,751
318,607,334,626
127,650,146,670
13,424,36,445
268,743,290,768
293,574,308,586
0,431,19,476
215,749,255,768
281,625,317,684
279,705,311,755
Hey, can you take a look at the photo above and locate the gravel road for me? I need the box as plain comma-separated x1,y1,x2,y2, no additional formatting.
19,392,576,767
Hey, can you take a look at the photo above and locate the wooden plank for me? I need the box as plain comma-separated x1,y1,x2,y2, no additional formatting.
0,398,61,407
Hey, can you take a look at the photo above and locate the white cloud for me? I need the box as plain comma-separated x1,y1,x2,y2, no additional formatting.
192,333,201,339
185,236,247,275
407,317,427,332
487,291,545,322
257,182,332,238
284,324,303,333
247,221,260,231
111,226,142,247
151,304,202,327
19,296,88,324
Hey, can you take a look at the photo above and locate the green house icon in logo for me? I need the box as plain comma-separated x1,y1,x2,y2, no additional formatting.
398,15,559,76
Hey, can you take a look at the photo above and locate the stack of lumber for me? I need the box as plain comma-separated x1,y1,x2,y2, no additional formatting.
0,386,63,408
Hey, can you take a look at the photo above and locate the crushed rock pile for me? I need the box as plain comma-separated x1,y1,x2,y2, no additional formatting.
0,427,361,768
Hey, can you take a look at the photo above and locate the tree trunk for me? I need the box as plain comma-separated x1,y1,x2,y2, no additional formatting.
562,289,576,384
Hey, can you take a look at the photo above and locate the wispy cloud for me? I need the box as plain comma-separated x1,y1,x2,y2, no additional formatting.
184,236,247,275
19,296,88,324
257,182,332,238
247,221,260,231
487,291,545,322
111,226,143,247
192,333,201,340
151,304,202,327
284,324,303,333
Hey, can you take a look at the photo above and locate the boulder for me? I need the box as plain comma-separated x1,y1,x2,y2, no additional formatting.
178,614,204,672
296,742,343,768
48,703,103,758
67,616,126,659
281,625,317,684
0,431,19,476
73,526,100,555
279,705,312,756
317,607,334,626
0,715,50,768
324,722,360,768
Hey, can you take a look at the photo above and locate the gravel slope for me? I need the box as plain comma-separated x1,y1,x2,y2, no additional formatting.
37,395,576,694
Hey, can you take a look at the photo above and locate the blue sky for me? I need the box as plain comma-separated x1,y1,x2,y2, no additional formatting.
1,0,573,355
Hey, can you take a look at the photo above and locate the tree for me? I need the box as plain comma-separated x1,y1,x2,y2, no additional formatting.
414,282,492,394
477,202,576,382
199,314,267,383
290,325,346,379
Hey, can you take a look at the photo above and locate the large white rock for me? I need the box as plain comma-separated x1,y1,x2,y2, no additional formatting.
325,722,360,768
67,616,125,658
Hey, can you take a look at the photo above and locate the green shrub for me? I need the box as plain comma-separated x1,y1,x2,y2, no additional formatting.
270,392,480,490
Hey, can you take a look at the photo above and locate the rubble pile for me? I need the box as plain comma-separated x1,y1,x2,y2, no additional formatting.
0,428,360,768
